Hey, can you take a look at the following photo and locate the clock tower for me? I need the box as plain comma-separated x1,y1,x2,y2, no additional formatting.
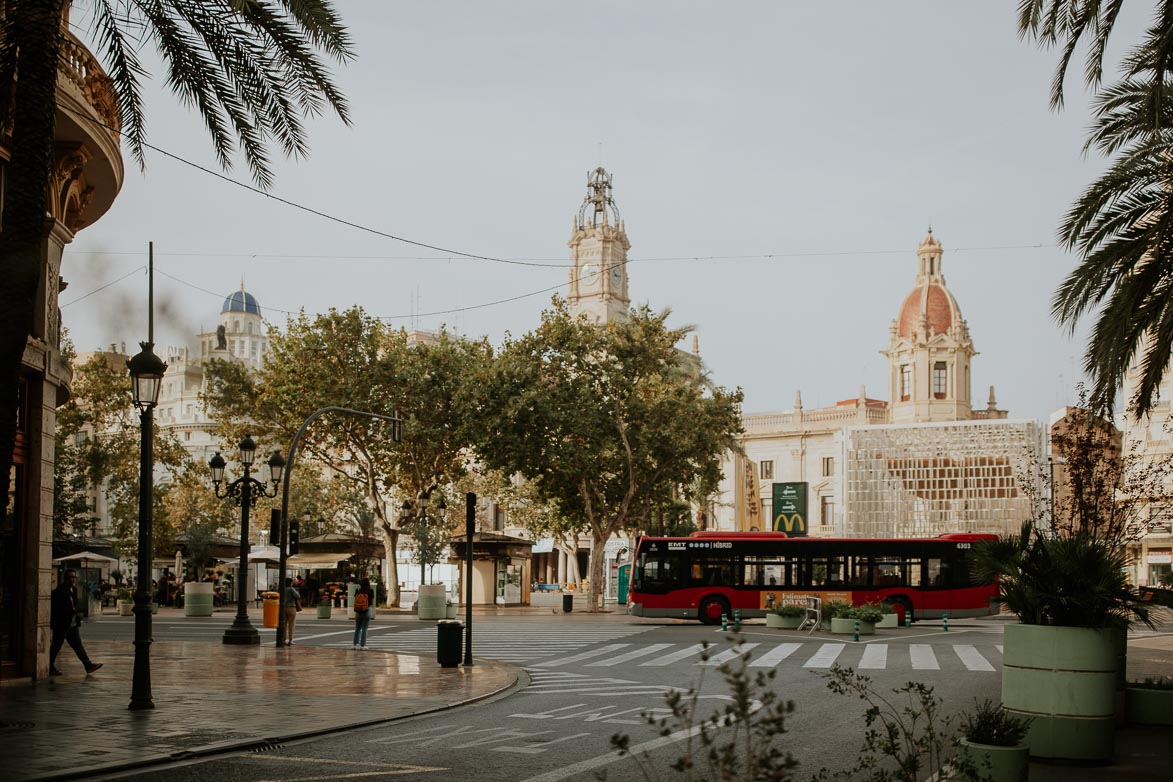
568,167,631,324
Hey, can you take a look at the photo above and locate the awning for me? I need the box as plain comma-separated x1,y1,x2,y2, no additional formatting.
52,551,119,564
532,538,555,554
287,553,348,567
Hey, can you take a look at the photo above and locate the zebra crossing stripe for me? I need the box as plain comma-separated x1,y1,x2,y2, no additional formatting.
996,644,1003,654
530,643,631,668
953,644,995,671
859,644,887,669
586,644,674,667
910,644,939,670
701,643,760,666
803,643,845,668
748,643,802,668
641,643,708,666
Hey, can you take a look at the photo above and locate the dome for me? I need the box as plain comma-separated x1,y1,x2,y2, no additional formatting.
222,289,260,315
896,282,961,339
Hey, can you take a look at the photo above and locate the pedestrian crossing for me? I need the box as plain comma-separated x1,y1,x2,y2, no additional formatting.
328,624,1003,672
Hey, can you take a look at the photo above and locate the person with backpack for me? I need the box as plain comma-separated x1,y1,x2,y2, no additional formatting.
352,577,374,650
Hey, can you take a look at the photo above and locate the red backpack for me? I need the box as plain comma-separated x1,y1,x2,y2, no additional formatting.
354,591,369,612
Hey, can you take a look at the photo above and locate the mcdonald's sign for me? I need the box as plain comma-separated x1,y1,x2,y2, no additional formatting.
771,482,808,536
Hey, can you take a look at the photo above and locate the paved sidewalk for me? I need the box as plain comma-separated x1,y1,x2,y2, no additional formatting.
0,638,518,782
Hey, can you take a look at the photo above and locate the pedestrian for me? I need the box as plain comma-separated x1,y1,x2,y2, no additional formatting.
283,577,302,645
305,573,320,608
352,577,374,650
50,569,103,676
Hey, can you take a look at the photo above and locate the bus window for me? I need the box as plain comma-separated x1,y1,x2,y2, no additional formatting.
636,551,684,594
742,557,784,587
810,558,845,587
926,558,944,587
846,555,870,587
873,557,902,586
904,558,924,587
691,555,733,587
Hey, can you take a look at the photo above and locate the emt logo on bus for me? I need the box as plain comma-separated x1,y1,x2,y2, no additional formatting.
771,482,808,536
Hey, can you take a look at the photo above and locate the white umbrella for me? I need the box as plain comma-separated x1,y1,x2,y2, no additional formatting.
52,551,118,565
175,549,183,579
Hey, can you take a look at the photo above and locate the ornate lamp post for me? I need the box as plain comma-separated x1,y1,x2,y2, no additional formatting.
126,339,166,710
210,437,285,644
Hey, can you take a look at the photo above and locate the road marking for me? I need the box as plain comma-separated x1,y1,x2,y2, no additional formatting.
586,643,673,666
859,644,888,669
295,626,397,642
910,644,940,670
803,643,845,668
701,643,760,666
243,755,446,779
493,733,592,754
531,643,631,668
748,643,802,667
996,644,1003,654
641,643,707,666
953,644,995,671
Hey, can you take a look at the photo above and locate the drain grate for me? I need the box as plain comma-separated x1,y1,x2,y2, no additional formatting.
249,740,286,753
0,721,35,731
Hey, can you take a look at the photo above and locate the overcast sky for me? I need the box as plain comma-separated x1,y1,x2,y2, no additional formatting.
62,1,1151,422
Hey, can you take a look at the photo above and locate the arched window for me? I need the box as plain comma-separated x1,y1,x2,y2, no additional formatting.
933,362,947,399
900,364,911,401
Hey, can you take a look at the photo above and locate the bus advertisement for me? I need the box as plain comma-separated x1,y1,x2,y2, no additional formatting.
628,531,998,624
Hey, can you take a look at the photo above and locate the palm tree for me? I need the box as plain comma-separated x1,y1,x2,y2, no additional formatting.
0,1,353,518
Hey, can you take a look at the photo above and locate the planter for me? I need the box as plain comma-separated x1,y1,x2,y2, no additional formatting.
856,620,876,636
117,600,133,616
877,613,899,628
766,613,803,629
956,739,1029,782
417,584,447,620
151,601,159,615
1001,624,1116,761
830,617,856,634
184,582,214,617
445,603,457,619
316,603,332,619
1125,686,1173,726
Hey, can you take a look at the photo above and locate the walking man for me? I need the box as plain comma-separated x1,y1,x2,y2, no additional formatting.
50,569,102,676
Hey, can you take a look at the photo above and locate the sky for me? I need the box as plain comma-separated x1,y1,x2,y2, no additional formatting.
60,1,1153,422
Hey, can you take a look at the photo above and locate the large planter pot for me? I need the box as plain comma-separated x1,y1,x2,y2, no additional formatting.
956,739,1029,782
184,582,214,617
417,584,447,620
316,603,332,619
445,603,457,619
830,617,856,634
1001,624,1117,761
856,620,876,636
877,613,899,629
1125,686,1173,726
765,613,785,628
117,600,133,616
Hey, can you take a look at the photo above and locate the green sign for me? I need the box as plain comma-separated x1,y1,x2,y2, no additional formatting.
772,482,808,536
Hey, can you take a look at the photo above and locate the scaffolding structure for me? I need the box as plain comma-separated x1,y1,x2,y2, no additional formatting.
840,419,1041,538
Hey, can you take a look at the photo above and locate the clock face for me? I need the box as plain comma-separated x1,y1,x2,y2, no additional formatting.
610,264,623,287
579,263,599,290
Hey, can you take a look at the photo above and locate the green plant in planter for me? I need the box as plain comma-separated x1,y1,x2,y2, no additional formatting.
822,599,853,620
772,603,806,618
958,699,1031,747
116,588,132,601
850,602,885,624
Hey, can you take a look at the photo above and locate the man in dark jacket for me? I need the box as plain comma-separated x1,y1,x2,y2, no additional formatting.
50,569,102,676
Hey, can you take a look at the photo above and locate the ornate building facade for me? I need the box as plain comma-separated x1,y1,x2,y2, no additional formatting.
567,168,630,324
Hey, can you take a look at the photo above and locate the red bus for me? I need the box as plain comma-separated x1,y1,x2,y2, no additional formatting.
627,531,997,624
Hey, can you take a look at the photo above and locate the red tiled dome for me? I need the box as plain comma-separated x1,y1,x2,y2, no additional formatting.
896,283,957,338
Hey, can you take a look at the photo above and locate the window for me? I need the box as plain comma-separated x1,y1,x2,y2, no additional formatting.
493,506,505,531
822,457,834,477
247,322,253,334
760,460,773,479
820,496,834,527
900,364,911,401
933,362,947,399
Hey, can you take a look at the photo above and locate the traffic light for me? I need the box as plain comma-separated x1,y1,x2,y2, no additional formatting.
288,517,300,556
269,509,280,545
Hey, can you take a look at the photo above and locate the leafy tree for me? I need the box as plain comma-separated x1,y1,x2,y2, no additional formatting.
474,300,744,610
0,2,353,540
204,308,491,607
53,353,188,557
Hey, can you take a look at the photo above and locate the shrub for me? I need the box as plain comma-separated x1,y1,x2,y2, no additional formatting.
958,699,1031,747
850,602,885,624
116,588,132,601
823,600,853,620
772,604,806,618
1129,676,1173,691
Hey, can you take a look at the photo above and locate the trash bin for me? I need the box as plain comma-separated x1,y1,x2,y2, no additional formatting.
437,620,462,668
563,594,573,613
262,592,280,628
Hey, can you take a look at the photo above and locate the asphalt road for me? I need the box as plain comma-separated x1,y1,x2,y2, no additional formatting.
79,614,1033,781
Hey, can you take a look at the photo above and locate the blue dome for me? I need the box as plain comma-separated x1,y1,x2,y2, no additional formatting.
222,290,260,315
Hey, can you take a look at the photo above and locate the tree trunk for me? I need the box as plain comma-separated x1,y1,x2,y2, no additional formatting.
381,527,400,607
0,1,67,519
587,531,607,611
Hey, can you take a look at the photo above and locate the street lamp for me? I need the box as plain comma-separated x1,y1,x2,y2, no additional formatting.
126,338,166,711
209,437,285,644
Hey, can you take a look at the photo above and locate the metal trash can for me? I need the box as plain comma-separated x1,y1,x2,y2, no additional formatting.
437,620,462,668
262,592,280,628
563,594,573,613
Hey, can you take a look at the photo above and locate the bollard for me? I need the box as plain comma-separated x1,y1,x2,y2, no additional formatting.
721,612,728,631
733,609,741,632
943,613,949,632
853,619,860,642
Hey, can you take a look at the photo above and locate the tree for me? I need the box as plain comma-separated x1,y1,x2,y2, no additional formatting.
204,308,492,607
0,1,353,541
53,353,188,557
474,300,744,611
1018,2,1173,416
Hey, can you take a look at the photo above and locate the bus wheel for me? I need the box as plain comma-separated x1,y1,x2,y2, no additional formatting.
698,596,730,625
885,596,914,624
